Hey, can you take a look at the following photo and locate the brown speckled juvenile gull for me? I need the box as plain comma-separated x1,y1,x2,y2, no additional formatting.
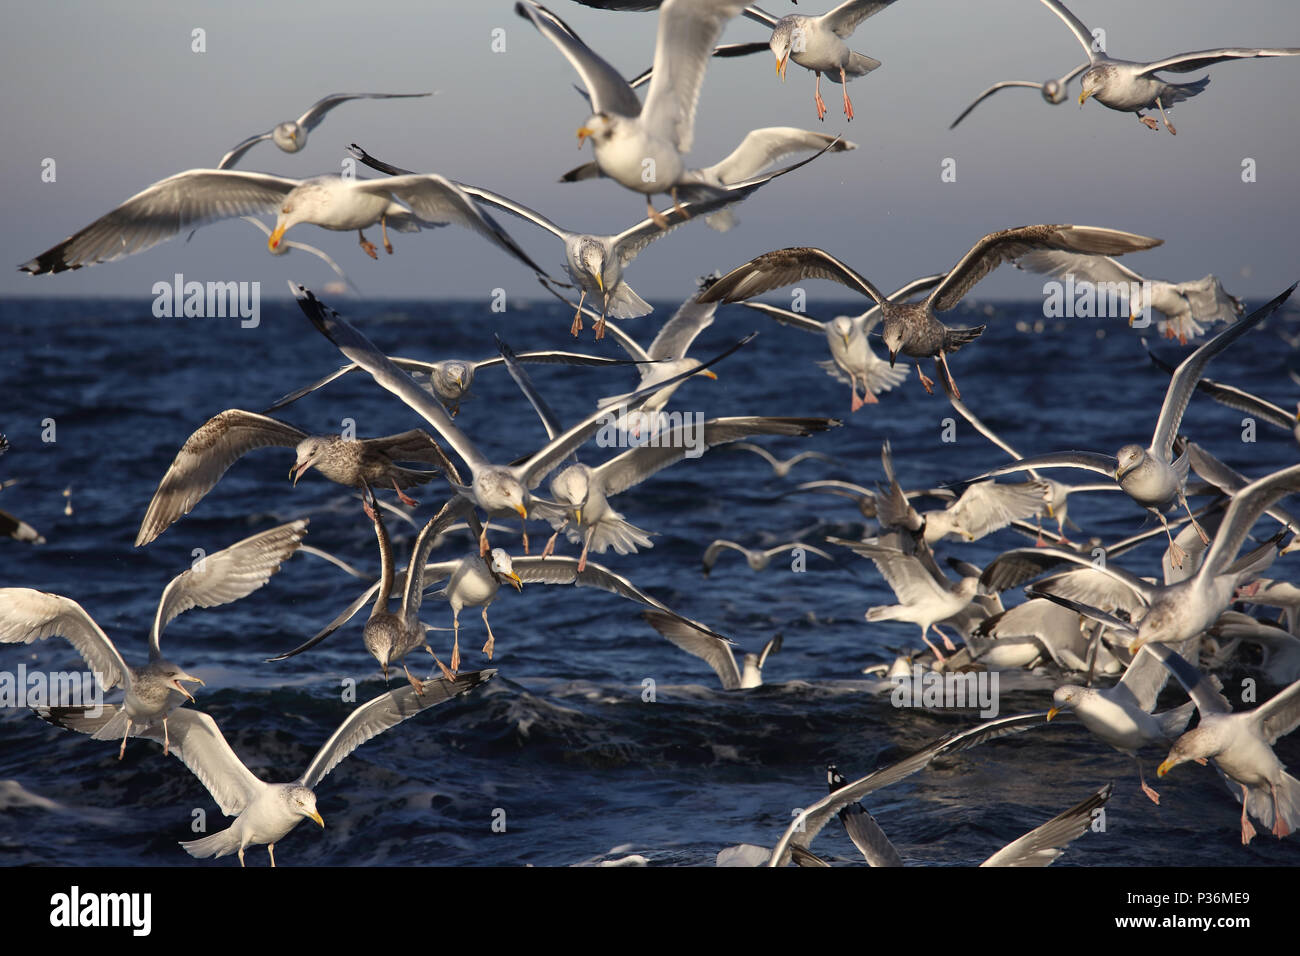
135,409,450,547
697,224,1163,398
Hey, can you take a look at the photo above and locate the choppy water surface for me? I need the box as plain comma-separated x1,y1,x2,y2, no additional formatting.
0,294,1296,866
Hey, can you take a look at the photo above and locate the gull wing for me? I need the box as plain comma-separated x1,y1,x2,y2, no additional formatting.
828,764,904,866
1149,284,1294,462
697,246,889,305
979,784,1111,867
699,128,854,184
929,225,1161,313
1253,680,1300,746
150,520,309,659
512,555,729,641
768,712,1049,865
950,80,1047,130
217,131,274,170
640,0,749,153
515,1,643,117
1199,462,1300,582
594,416,839,498
1142,344,1294,433
647,298,717,360
1142,642,1232,715
0,589,130,691
20,170,297,274
296,92,431,130
740,301,826,334
966,450,1119,482
642,609,741,689
1037,0,1099,62
135,409,307,547
299,671,495,790
1139,48,1300,77
820,0,900,38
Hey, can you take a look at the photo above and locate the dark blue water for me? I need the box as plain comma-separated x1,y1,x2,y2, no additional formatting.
0,293,1297,866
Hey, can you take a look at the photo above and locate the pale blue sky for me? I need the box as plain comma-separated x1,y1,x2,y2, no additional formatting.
2,0,1297,302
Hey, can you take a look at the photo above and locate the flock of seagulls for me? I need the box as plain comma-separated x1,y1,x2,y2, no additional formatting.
5,0,1300,867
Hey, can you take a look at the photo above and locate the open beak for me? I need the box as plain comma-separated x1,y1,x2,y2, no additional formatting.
268,223,287,251
171,674,205,703
307,809,325,827
507,572,523,592
1046,707,1059,721
291,459,312,486
577,126,593,147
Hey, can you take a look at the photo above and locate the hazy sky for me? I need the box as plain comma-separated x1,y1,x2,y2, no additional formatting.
2,0,1298,303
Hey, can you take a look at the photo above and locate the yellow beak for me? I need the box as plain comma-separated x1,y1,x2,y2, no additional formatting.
577,126,593,147
507,572,523,591
514,504,528,519
574,508,583,525
308,810,325,827
1156,759,1174,778
701,369,718,380
1078,89,1092,105
776,54,788,81
1046,707,1059,721
268,223,287,251
595,272,604,292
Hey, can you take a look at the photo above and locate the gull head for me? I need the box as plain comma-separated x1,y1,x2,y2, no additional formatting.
1041,79,1064,104
433,360,474,401
550,465,591,525
1132,604,1176,653
475,469,529,520
489,548,523,591
881,321,905,367
829,315,855,348
272,121,304,153
1047,684,1084,721
1157,729,1210,778
770,21,795,81
1113,444,1146,482
1078,67,1105,105
288,785,324,827
576,240,609,296
154,661,205,703
577,112,617,149
291,437,327,485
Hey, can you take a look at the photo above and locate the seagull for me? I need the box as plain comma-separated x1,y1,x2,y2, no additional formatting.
641,609,779,689
290,283,751,556
826,764,904,866
515,0,750,227
766,711,1050,865
0,521,307,758
46,672,494,865
20,169,553,280
217,92,432,169
498,330,840,569
1145,642,1300,844
963,284,1296,564
1040,0,1300,134
265,345,643,419
949,61,1091,129
1016,250,1244,344
1046,644,1197,804
134,409,449,547
728,442,835,477
701,539,836,575
347,139,844,337
0,509,43,545
738,273,943,411
830,537,981,661
755,0,902,120
360,493,472,688
696,224,1163,398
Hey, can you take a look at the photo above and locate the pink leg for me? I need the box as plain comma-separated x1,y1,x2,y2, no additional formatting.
392,479,418,508
840,68,854,120
814,73,827,121
1136,758,1160,805
1272,782,1290,838
932,623,958,652
1241,784,1257,845
915,362,935,394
